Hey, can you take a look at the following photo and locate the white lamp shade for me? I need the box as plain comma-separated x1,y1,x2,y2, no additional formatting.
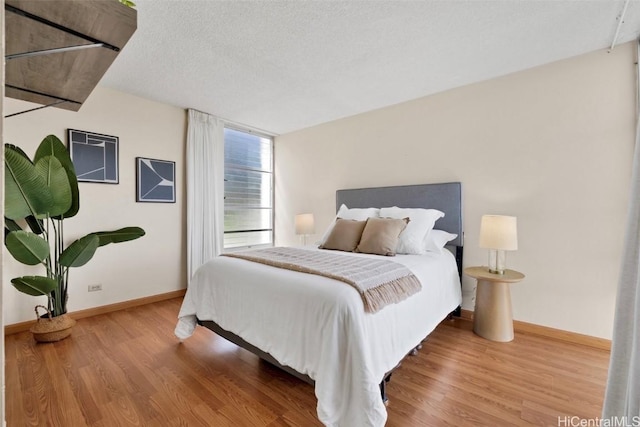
295,213,315,235
479,215,518,250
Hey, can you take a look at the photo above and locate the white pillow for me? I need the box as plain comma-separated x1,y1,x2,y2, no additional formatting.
424,229,458,254
379,207,444,254
319,204,380,245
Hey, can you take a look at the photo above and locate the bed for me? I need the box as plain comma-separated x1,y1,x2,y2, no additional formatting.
175,182,464,427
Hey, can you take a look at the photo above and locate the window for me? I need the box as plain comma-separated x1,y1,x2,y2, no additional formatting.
223,127,273,249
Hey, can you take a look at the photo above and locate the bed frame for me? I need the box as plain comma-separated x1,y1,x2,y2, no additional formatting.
197,182,464,403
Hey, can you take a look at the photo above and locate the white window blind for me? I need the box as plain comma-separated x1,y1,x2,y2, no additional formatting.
223,127,273,249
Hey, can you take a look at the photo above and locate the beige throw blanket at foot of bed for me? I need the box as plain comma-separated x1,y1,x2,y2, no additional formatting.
224,247,422,313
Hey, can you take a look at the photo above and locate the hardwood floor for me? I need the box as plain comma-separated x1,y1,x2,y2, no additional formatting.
5,298,610,426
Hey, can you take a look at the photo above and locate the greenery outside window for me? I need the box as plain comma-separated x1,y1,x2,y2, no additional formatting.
223,127,273,249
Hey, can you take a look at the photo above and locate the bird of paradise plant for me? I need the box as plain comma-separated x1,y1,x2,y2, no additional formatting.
4,134,145,317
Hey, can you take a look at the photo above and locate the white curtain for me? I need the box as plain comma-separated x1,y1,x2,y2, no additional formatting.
186,109,224,281
602,42,640,420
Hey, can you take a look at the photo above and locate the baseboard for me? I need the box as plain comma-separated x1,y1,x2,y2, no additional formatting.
459,309,611,351
4,289,187,336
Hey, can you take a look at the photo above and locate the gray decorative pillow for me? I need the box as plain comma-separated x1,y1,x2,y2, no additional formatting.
356,217,409,256
319,218,367,252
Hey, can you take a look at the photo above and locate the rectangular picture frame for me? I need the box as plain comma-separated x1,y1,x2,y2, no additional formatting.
136,157,176,203
68,129,119,184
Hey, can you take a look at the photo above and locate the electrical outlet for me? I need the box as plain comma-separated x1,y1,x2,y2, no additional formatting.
88,284,102,292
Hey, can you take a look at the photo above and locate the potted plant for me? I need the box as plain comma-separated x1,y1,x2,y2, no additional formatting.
4,135,145,342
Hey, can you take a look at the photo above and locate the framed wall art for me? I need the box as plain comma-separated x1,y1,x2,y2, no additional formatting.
136,157,176,203
68,129,119,184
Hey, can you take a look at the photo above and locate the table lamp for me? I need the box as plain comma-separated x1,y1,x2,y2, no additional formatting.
479,215,518,274
295,213,315,245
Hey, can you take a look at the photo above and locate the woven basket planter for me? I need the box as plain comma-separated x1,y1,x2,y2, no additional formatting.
30,305,76,343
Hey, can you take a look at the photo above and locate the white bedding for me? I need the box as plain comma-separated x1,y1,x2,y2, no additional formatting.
175,247,462,426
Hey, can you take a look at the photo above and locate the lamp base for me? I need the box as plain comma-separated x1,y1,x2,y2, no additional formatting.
488,249,507,275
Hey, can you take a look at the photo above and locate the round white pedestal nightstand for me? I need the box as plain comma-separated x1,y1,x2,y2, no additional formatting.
464,266,525,342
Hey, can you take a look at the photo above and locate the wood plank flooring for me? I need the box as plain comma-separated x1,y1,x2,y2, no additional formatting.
5,298,610,426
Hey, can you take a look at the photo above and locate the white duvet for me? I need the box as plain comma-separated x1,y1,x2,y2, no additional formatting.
175,247,462,426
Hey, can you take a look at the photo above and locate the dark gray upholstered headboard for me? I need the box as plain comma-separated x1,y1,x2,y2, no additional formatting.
335,182,463,247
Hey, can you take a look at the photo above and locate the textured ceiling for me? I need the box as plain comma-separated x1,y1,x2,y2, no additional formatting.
100,0,640,135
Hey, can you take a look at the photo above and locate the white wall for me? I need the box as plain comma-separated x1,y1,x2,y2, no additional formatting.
275,42,637,339
3,86,187,324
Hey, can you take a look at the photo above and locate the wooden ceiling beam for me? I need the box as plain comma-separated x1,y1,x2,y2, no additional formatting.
4,0,137,115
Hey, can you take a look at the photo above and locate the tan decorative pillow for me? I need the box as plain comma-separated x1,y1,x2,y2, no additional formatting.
356,217,409,256
319,218,367,252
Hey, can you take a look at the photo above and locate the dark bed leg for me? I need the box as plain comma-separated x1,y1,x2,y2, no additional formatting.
380,372,392,406
449,305,461,319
